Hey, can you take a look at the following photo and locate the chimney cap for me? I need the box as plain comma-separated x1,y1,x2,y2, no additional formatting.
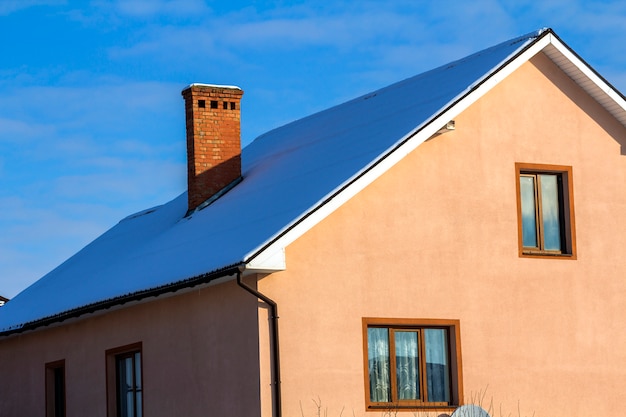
183,83,242,92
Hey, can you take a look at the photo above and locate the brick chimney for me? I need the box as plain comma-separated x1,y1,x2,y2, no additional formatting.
182,84,244,213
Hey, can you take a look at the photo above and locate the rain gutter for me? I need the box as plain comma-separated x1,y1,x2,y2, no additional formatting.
236,266,282,417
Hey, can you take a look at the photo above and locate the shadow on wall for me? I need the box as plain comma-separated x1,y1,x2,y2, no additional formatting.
533,55,626,156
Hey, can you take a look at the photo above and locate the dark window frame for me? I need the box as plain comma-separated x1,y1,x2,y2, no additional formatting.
106,342,143,417
515,163,576,259
362,318,463,412
45,360,66,417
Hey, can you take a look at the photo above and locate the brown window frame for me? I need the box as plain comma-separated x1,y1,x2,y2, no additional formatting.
362,318,463,412
106,342,143,417
45,359,66,417
515,163,577,259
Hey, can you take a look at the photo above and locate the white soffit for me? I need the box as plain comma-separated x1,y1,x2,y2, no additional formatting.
246,247,286,273
542,34,626,127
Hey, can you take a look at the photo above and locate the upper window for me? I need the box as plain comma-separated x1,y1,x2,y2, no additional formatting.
362,318,462,411
106,343,143,417
515,163,576,259
45,360,66,417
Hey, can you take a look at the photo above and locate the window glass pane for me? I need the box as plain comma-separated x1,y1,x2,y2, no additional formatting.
118,356,135,417
134,352,142,417
424,329,450,403
134,352,142,390
126,357,135,417
136,392,143,417
394,331,420,400
367,328,391,402
117,358,125,415
53,367,65,417
519,176,538,248
48,364,65,417
539,174,561,251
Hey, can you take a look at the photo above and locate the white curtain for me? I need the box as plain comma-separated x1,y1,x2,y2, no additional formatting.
395,331,419,400
367,328,391,402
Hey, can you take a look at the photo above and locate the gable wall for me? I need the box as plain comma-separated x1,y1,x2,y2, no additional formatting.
0,278,260,417
257,52,626,417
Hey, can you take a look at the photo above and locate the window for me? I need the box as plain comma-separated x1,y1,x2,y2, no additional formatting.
45,360,66,417
106,343,143,417
362,319,462,411
515,163,576,258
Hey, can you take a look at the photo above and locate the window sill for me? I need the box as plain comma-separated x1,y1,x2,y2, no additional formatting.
520,250,576,260
367,404,458,412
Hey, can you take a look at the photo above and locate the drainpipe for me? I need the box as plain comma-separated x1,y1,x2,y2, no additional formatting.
236,266,282,417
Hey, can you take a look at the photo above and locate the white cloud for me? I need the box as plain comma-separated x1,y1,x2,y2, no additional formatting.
78,0,211,25
113,0,210,18
108,6,432,57
98,1,519,86
0,118,56,143
0,0,65,16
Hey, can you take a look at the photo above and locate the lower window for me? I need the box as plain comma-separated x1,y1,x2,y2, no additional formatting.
106,343,143,417
363,318,462,410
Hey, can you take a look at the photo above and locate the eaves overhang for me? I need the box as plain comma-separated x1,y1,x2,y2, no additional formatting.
0,263,242,338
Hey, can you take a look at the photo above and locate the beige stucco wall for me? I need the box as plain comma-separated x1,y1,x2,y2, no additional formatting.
257,52,626,417
0,278,260,417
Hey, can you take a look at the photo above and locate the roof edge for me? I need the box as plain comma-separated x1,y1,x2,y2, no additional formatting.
0,263,242,338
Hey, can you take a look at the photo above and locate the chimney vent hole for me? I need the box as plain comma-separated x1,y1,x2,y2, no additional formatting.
198,100,205,108
210,100,218,109
230,102,236,110
223,101,228,110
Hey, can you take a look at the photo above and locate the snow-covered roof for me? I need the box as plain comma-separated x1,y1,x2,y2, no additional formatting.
2,28,625,335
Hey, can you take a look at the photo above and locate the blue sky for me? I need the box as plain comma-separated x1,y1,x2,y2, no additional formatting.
1,0,625,298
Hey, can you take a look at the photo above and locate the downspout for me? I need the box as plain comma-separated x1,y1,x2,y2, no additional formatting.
236,266,282,417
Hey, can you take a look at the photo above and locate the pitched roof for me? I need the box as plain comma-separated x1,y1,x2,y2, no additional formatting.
1,28,625,335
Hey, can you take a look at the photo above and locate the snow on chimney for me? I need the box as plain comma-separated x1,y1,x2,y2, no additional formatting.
182,84,244,213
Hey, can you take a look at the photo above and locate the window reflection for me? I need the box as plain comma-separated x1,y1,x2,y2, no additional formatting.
540,174,561,250
519,176,538,248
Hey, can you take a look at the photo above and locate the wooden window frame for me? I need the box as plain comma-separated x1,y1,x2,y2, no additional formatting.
515,163,577,259
106,342,143,417
362,318,463,412
45,359,66,417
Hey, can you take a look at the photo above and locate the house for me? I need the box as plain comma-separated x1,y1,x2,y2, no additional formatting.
1,27,625,417
0,295,7,307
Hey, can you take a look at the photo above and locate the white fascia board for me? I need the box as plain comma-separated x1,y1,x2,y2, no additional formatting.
243,36,552,273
